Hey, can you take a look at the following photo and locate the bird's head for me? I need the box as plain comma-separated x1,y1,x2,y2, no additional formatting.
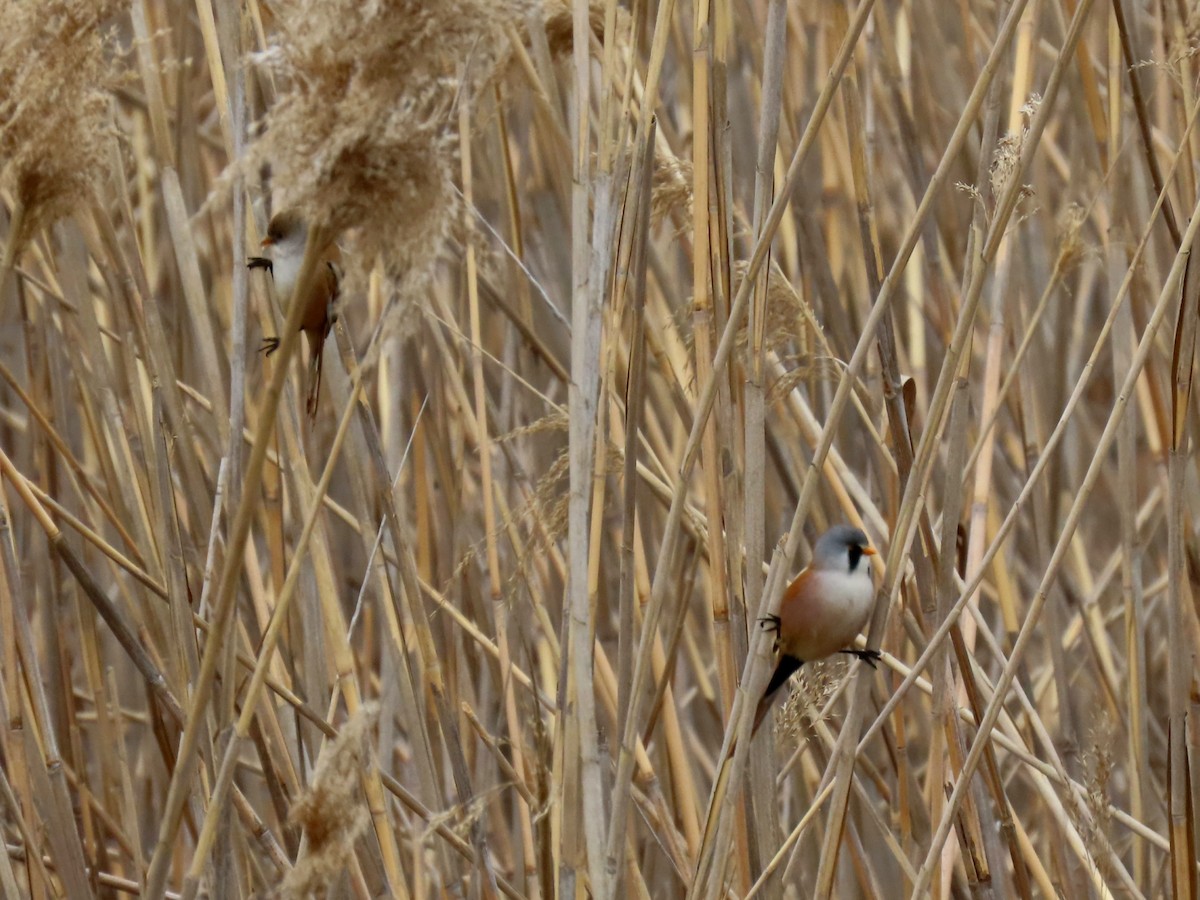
812,525,876,575
260,210,308,261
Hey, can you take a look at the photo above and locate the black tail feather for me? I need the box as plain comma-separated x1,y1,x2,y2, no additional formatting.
752,654,804,736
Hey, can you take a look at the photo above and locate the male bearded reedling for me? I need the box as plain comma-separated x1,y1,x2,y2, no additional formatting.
248,210,341,418
752,525,880,735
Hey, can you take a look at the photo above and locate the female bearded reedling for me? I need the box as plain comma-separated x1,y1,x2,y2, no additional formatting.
248,210,341,418
753,525,880,735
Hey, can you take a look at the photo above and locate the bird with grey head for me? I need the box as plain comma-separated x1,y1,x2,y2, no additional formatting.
753,525,880,735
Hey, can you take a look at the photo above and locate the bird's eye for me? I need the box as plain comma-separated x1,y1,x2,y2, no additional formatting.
848,544,864,570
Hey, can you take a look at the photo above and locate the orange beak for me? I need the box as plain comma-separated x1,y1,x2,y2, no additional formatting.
260,236,274,247
862,546,877,556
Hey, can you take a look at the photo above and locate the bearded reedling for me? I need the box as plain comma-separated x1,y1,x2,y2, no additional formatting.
248,210,341,418
753,525,880,735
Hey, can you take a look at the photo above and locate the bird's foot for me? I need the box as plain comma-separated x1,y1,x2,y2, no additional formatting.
841,648,881,669
260,336,280,356
247,256,273,272
757,615,781,633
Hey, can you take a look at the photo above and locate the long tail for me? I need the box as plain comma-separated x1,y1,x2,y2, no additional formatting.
304,327,326,420
751,654,804,736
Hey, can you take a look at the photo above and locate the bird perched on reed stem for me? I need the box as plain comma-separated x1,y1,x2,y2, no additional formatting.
753,525,880,735
693,525,881,889
248,210,340,418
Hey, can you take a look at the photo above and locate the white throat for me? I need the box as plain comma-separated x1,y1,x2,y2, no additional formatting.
268,239,306,299
819,567,875,619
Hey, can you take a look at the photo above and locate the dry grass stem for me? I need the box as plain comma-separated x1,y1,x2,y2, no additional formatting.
3,1,1200,897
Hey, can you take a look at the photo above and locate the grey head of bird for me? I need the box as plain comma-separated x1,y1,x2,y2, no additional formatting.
811,525,874,574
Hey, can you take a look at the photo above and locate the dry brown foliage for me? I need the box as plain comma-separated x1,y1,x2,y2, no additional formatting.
2,1,1200,898
0,0,119,245
282,704,377,898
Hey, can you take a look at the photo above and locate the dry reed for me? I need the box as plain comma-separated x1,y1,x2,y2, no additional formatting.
1,1,1199,898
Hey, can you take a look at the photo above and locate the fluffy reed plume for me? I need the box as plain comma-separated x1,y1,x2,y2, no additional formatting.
989,94,1042,203
538,0,608,58
255,0,532,268
0,0,118,249
282,704,379,898
652,150,694,225
732,259,816,352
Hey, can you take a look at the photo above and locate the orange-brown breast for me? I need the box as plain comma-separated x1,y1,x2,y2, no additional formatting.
777,568,873,663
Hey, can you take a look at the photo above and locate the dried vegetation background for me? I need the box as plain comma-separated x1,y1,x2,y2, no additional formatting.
1,0,1200,897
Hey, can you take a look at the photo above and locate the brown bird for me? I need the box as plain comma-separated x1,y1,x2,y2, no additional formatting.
752,525,880,735
248,210,340,418
692,526,880,875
